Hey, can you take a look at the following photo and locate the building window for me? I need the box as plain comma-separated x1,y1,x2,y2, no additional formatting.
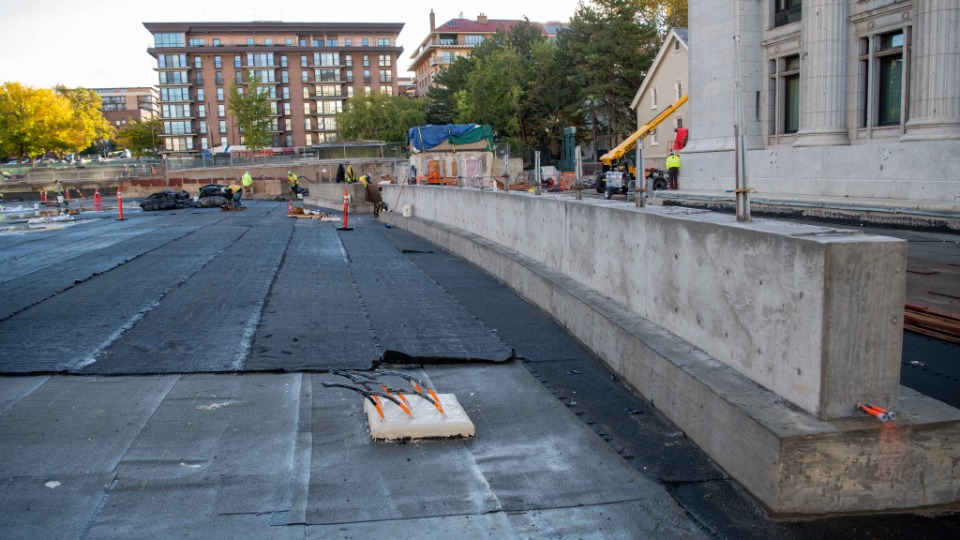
201,137,209,149
218,104,225,117
860,30,907,128
379,70,392,83
382,86,393,96
219,120,227,133
378,54,392,67
286,135,293,146
284,118,292,131
362,38,369,46
305,133,313,146
303,87,310,99
674,39,680,52
301,55,308,67
316,53,340,66
303,103,311,115
301,70,309,82
194,56,202,69
280,55,288,67
215,72,223,85
304,118,312,130
312,39,321,47
326,39,338,46
675,80,683,100
234,55,242,68
217,88,224,101
246,38,254,46
651,87,658,109
212,38,221,46
363,55,370,67
769,55,800,135
675,116,683,129
195,72,203,85
265,38,273,45
299,39,306,47
235,72,244,83
199,121,207,134
344,38,352,46
214,56,222,68
363,69,370,83
281,70,289,83
285,38,293,46
378,38,390,46
282,86,290,99
774,0,802,28
154,33,184,48
651,128,658,145
466,35,485,46
283,102,291,115
197,88,204,101
345,55,353,67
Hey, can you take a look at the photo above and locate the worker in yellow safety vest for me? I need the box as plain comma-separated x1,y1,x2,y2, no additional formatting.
288,171,301,196
224,184,244,208
242,171,253,195
665,152,680,190
345,165,356,183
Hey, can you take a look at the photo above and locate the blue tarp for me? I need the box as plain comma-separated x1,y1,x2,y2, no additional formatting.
407,124,494,152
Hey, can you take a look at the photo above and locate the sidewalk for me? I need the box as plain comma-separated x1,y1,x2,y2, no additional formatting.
649,189,960,231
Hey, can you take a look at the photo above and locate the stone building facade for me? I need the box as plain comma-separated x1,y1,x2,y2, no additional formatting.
684,0,959,202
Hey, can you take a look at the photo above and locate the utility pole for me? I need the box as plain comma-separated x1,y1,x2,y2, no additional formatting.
733,10,751,222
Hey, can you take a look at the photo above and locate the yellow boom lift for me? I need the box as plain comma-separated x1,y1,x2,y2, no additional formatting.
600,94,688,182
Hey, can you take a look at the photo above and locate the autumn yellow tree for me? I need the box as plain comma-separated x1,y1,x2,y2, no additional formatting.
54,86,115,159
0,82,72,161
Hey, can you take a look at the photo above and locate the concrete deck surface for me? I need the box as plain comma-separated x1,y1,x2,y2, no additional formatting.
1,201,958,539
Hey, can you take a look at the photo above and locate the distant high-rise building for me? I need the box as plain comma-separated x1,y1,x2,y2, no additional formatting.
143,21,404,155
94,87,159,129
408,11,562,99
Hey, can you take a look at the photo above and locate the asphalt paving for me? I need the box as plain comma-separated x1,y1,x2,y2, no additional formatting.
0,200,958,539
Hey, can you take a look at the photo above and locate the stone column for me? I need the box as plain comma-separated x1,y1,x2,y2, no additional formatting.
794,0,850,147
902,0,960,141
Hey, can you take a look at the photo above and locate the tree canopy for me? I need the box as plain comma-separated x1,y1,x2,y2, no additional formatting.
422,1,685,162
228,73,273,149
116,118,162,157
0,82,112,161
336,91,427,143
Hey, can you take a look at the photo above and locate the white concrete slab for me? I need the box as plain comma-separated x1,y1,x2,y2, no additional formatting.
364,393,475,441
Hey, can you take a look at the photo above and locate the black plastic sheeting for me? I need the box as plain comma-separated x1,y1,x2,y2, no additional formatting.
900,332,960,410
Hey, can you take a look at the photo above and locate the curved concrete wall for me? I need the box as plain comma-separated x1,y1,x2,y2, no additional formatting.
383,186,907,420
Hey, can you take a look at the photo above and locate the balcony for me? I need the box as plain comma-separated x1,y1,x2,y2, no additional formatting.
774,5,802,27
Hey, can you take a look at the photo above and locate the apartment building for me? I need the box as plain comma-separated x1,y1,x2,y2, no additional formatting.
408,11,561,98
143,21,404,155
94,87,159,129
684,0,959,202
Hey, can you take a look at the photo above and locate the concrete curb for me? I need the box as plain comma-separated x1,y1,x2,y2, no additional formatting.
384,212,960,517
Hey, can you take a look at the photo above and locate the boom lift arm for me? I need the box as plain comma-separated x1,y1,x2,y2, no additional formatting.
599,93,689,166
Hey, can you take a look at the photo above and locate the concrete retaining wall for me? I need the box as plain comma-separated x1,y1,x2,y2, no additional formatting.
380,187,960,515
384,186,905,420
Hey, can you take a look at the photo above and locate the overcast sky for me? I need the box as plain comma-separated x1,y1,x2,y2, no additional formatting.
0,0,584,90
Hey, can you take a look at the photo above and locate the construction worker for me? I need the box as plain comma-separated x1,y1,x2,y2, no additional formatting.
224,183,243,208
358,174,369,187
666,152,680,190
242,171,253,195
288,171,300,196
336,163,346,183
53,179,66,207
345,165,356,183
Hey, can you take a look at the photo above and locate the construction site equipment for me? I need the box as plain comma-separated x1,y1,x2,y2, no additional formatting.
596,94,689,198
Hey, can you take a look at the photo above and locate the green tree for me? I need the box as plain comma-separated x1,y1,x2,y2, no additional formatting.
0,82,72,161
455,47,525,148
116,118,162,157
556,0,659,154
54,86,114,159
228,73,272,149
337,91,427,143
